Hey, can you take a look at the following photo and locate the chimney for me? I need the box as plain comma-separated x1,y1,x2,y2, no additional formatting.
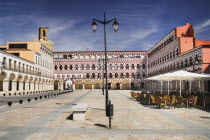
116,48,118,51
86,48,88,51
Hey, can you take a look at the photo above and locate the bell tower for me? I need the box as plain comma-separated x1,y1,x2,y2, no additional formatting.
39,27,49,41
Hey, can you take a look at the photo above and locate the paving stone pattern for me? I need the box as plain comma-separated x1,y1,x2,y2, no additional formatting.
0,90,209,140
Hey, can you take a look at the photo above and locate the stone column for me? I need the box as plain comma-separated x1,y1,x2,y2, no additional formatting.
92,83,94,90
129,81,131,90
19,82,23,91
31,82,34,92
120,82,122,90
25,82,29,91
12,81,17,92
36,83,39,90
3,80,9,92
83,83,85,90
72,84,75,90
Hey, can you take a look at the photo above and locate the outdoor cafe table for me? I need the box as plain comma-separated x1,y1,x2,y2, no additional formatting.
159,97,168,108
184,97,193,108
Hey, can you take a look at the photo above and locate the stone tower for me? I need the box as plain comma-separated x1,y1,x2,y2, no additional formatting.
39,27,49,41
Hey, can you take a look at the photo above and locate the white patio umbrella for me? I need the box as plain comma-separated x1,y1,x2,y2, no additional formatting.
147,70,210,96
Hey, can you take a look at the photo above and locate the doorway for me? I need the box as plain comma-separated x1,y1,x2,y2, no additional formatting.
116,83,120,90
131,83,134,90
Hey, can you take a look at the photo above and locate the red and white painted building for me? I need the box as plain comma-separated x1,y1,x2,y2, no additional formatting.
53,50,147,90
147,22,210,92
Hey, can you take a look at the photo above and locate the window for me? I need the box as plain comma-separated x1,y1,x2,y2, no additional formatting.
43,30,46,37
60,65,62,70
120,73,124,78
137,72,140,78
9,44,27,49
126,73,129,78
98,64,101,70
136,55,140,58
109,64,112,70
92,73,95,78
92,64,95,70
131,73,135,78
120,55,124,58
137,64,140,69
126,64,129,69
115,73,118,78
120,64,123,69
98,73,101,78
142,64,146,69
181,34,185,37
131,64,134,69
109,73,112,78
115,64,118,69
69,65,73,70
68,54,73,59
64,65,68,70
86,64,90,70
63,55,67,59
86,73,90,78
81,64,84,70
75,64,78,70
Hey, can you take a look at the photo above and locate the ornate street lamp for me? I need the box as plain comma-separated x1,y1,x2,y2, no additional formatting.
91,13,119,129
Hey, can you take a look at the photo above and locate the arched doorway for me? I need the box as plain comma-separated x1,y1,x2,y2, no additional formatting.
75,80,83,89
16,74,23,91
84,80,92,89
9,73,16,91
131,80,139,90
0,72,7,91
94,80,101,89
122,80,129,90
54,80,59,90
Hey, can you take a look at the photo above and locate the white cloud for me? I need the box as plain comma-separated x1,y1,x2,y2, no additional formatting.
195,19,210,33
0,14,160,52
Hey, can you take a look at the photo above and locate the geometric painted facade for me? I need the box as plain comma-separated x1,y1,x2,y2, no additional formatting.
53,50,147,90
147,22,210,92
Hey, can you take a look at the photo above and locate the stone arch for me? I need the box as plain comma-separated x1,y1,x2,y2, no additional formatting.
54,80,60,90
29,76,34,91
8,73,16,91
112,80,120,90
0,72,7,91
94,80,101,89
16,74,23,91
84,80,92,89
131,80,139,90
34,77,38,83
122,80,129,90
23,75,28,91
75,80,83,89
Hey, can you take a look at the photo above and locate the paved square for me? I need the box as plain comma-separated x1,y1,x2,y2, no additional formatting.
0,90,210,140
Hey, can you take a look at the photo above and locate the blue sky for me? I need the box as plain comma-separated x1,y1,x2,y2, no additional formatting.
0,0,210,51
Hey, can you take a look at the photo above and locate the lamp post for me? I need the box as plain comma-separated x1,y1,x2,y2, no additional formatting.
91,13,119,111
98,58,105,95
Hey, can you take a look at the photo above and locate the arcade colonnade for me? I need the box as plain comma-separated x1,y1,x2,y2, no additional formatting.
54,79,145,90
0,71,54,95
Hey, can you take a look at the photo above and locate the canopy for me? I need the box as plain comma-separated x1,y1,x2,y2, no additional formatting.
147,70,210,96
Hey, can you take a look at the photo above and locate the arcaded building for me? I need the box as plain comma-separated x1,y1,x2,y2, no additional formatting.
0,27,54,95
147,22,210,92
53,50,147,90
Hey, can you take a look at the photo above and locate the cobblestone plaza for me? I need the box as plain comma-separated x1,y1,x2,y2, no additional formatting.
0,90,209,140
